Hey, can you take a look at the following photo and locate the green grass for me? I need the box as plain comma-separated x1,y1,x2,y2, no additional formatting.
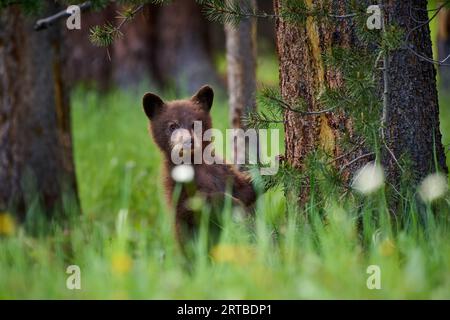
0,82,449,299
215,52,279,87
440,94,450,173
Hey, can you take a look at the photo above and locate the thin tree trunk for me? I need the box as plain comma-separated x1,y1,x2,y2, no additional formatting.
438,5,450,90
382,0,447,185
274,0,368,204
225,0,257,166
0,3,79,220
65,5,115,91
112,5,158,88
66,1,221,92
153,0,221,93
66,4,157,90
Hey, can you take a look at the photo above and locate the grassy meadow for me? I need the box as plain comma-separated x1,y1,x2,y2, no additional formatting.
0,15,450,297
0,78,449,299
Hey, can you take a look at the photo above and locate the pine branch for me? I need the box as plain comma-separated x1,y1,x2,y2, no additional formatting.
198,0,272,26
249,161,304,193
242,111,283,130
265,93,335,116
198,0,362,26
339,152,375,173
245,86,343,131
34,1,160,32
328,139,366,164
89,4,144,48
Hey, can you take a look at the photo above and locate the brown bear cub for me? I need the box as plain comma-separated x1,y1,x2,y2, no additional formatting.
142,85,256,243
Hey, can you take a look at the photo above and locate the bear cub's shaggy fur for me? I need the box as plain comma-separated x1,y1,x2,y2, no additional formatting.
142,85,256,241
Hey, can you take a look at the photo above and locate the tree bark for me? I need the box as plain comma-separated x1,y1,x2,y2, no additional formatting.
225,0,258,165
65,5,115,91
382,0,447,185
0,3,79,220
153,0,222,93
274,0,368,204
112,5,159,88
65,1,221,92
66,4,159,90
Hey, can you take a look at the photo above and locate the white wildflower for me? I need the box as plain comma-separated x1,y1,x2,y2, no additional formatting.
418,172,448,203
125,160,136,170
352,162,385,195
171,164,195,183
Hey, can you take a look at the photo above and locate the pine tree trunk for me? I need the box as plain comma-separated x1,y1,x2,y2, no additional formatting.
66,4,157,90
112,5,158,88
153,0,221,93
65,5,116,91
225,0,257,165
382,0,447,185
0,3,79,220
67,1,221,92
274,0,369,204
438,6,450,90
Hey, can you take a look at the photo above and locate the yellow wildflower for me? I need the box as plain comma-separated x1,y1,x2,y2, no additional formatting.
211,244,255,265
379,238,396,257
0,212,15,236
111,252,132,275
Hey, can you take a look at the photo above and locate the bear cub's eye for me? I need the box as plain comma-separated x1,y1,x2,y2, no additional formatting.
168,122,179,132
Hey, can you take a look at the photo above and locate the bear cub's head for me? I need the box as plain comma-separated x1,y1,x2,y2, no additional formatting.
142,85,214,161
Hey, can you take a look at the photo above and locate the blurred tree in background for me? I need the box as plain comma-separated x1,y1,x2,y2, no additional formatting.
0,0,266,224
65,4,116,90
225,0,258,166
0,0,448,224
0,1,79,222
66,0,223,92
437,5,450,89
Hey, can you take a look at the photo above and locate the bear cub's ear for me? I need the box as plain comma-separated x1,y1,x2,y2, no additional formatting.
192,85,214,112
143,93,164,119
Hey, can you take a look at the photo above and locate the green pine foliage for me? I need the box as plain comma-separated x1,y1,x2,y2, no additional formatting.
198,0,266,26
0,0,40,13
89,22,121,47
215,0,406,195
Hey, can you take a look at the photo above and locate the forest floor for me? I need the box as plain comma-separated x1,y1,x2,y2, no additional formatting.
0,81,449,299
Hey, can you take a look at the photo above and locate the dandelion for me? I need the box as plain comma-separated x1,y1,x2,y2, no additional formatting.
418,172,448,203
211,244,255,265
171,164,195,183
352,162,385,195
379,238,396,257
0,212,15,236
111,252,132,275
